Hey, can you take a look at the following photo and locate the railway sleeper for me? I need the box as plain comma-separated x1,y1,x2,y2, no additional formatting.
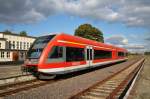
85,91,109,98
91,89,112,93
97,85,118,89
80,95,103,99
105,82,119,86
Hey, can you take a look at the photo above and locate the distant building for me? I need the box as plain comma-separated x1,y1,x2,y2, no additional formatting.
0,32,36,62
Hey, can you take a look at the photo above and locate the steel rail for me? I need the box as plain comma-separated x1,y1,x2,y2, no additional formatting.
70,58,144,99
0,78,57,97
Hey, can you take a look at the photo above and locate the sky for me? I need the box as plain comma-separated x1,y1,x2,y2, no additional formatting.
0,0,150,52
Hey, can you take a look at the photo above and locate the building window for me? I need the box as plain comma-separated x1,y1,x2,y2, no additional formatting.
25,52,27,57
17,41,19,49
6,52,10,58
9,41,11,49
20,52,24,58
1,52,4,58
94,50,112,59
13,41,15,49
66,47,85,62
30,43,32,47
23,42,26,49
27,42,29,49
20,42,22,50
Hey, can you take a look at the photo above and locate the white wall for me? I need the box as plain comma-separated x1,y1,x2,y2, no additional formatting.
0,40,6,49
4,35,35,50
0,33,35,62
0,33,4,38
0,51,12,62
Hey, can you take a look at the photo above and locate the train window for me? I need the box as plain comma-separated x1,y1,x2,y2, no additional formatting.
47,46,65,63
27,35,56,59
125,52,128,56
27,48,43,58
32,35,55,49
87,49,90,60
49,46,63,58
94,50,112,59
90,49,93,60
35,35,55,45
66,47,85,62
118,52,125,57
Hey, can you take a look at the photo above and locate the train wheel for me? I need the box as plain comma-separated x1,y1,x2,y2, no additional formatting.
37,73,56,80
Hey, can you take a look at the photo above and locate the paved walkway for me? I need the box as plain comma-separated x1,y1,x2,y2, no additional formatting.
0,65,23,79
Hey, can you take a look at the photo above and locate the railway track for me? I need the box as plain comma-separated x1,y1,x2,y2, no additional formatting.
0,77,57,97
71,58,145,99
0,71,58,97
0,74,36,86
0,58,144,98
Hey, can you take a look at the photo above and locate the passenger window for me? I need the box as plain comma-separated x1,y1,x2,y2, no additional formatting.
94,50,112,59
66,47,85,62
47,46,64,63
87,49,90,60
49,46,63,58
125,53,128,56
118,52,125,57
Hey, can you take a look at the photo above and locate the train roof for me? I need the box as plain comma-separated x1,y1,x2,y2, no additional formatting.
47,33,127,52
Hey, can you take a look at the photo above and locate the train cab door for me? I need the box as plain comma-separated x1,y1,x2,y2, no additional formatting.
86,46,93,67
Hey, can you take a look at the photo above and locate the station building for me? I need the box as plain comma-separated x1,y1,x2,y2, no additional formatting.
0,32,36,62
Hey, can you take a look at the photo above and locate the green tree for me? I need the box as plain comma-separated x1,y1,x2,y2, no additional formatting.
74,24,104,42
20,31,27,36
4,30,12,34
144,52,150,55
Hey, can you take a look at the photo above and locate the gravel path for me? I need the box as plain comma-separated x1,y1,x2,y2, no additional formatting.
3,58,139,99
128,56,150,99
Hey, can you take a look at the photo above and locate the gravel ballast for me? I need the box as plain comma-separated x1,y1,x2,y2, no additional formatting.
128,56,150,99
3,58,140,99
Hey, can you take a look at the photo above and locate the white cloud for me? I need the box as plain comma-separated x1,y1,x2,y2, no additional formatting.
105,35,147,53
124,44,146,53
0,0,59,24
105,35,128,46
124,44,145,49
0,0,150,28
0,0,149,51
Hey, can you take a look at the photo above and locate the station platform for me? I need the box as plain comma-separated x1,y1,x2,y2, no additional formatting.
0,65,23,79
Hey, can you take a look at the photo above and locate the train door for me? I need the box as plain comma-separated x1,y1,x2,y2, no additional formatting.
86,46,93,67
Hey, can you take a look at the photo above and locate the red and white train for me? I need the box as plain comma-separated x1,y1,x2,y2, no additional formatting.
23,33,128,79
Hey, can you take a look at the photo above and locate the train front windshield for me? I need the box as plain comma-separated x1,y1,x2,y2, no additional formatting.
27,35,56,59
